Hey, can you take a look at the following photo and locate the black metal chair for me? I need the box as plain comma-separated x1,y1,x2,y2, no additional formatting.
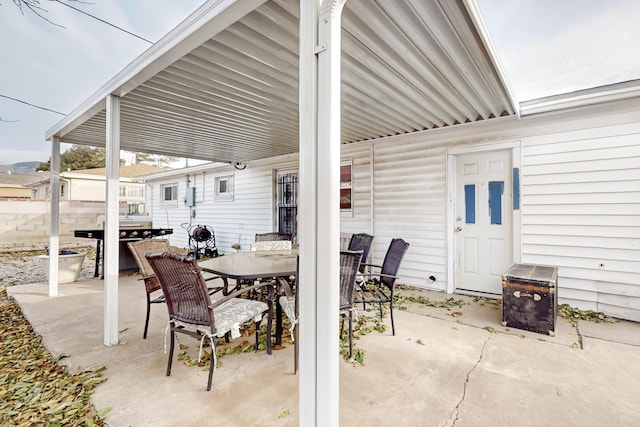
255,232,293,242
276,255,298,373
339,250,364,359
347,233,374,273
145,252,273,391
354,238,409,336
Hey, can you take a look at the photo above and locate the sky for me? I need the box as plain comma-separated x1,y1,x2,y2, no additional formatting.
477,0,640,101
1,0,639,166
0,0,206,165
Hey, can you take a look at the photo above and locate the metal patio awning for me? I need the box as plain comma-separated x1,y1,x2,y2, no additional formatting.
44,1,516,426
46,0,515,163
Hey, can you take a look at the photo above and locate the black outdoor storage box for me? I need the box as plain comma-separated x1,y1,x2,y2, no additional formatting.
501,263,558,336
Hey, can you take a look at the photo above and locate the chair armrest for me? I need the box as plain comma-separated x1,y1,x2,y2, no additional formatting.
276,277,294,298
359,272,399,281
358,272,399,292
203,275,224,295
361,263,382,269
169,245,190,256
209,282,275,309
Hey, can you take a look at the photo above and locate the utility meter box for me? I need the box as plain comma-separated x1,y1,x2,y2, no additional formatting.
186,187,196,206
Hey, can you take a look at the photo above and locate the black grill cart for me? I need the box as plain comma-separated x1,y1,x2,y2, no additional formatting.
501,263,558,336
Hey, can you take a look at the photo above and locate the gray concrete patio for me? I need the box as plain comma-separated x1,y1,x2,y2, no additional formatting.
7,273,640,427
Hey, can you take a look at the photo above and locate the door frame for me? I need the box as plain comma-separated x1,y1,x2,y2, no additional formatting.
446,141,522,294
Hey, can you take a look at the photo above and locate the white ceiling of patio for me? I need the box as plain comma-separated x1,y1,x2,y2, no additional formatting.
47,0,515,164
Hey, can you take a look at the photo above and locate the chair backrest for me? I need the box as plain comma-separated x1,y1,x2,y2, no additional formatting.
379,238,410,291
250,240,293,251
255,232,293,242
347,233,374,273
128,239,173,293
339,250,363,309
145,252,213,328
128,239,171,277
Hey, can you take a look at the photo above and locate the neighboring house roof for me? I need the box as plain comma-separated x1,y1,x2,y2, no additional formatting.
66,164,169,178
135,161,226,181
0,172,43,187
519,79,640,116
0,183,30,189
26,164,167,186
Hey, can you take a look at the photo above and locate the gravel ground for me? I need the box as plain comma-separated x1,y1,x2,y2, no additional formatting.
0,245,97,287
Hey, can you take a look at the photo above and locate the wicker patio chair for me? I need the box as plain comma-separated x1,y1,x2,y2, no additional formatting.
127,239,222,339
353,238,410,336
146,252,274,391
339,250,364,359
347,233,374,274
255,232,293,242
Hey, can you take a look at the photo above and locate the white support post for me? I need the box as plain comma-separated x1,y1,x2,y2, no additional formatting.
104,94,121,346
48,136,61,297
298,0,319,424
299,1,345,425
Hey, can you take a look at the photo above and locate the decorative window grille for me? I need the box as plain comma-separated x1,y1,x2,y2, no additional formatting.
340,161,352,211
277,173,298,238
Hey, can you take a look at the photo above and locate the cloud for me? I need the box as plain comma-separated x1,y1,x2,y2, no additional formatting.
478,0,640,100
0,0,204,164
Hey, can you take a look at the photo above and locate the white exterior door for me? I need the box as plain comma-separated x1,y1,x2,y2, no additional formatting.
455,149,513,295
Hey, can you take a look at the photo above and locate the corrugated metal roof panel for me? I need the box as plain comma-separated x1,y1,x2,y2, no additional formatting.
54,0,514,163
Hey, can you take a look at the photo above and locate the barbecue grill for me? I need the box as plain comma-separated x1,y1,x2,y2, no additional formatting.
74,215,173,277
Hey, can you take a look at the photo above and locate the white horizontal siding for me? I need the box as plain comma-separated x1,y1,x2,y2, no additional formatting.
147,158,296,255
341,143,373,232
370,140,448,290
147,178,192,250
521,124,640,321
142,100,640,322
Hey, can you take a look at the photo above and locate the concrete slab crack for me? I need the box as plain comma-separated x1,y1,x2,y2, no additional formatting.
443,334,491,427
574,322,584,349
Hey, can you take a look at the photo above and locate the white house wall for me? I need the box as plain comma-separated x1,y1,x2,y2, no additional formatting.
147,156,298,253
145,99,639,321
520,122,640,321
358,140,448,289
340,144,374,234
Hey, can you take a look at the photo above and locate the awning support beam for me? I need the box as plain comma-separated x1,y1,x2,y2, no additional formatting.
48,136,61,296
299,1,345,425
104,94,121,346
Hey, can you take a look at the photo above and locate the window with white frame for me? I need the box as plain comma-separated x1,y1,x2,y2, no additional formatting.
340,160,352,211
119,184,144,199
214,175,233,201
161,183,178,206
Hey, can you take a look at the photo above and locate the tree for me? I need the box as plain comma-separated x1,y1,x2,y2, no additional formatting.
133,152,180,168
37,145,106,171
8,0,66,27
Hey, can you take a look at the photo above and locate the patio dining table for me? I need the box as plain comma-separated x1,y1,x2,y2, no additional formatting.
198,250,298,347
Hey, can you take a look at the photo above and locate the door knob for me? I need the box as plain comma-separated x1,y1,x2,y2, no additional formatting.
455,226,462,232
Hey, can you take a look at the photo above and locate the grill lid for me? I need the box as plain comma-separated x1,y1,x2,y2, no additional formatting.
96,215,153,229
